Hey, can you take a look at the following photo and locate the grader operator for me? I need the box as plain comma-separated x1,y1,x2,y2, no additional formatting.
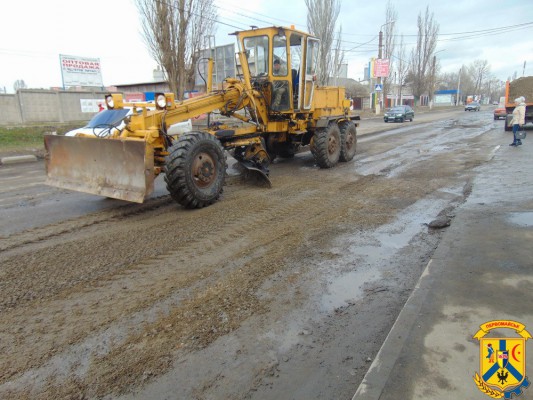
45,26,360,208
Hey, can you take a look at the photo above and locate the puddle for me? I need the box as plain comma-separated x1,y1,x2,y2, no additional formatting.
507,212,533,227
374,215,428,249
321,268,378,311
429,145,451,152
318,196,452,312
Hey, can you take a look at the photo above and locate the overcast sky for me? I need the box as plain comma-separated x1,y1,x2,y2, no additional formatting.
0,0,531,93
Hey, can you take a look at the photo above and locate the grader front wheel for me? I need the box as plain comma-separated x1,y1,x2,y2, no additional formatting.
311,122,341,168
165,132,227,209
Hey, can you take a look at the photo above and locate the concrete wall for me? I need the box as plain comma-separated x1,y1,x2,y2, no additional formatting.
0,89,109,126
0,94,22,124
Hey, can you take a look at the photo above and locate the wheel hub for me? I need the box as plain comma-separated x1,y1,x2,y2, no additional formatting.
346,134,354,149
328,135,338,155
192,152,216,187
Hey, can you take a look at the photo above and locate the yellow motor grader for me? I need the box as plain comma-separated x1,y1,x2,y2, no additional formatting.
45,26,359,208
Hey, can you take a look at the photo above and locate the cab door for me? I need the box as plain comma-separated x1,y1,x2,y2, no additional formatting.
303,37,320,110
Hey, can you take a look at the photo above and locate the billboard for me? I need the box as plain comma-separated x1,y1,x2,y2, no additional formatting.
374,59,390,78
60,54,103,88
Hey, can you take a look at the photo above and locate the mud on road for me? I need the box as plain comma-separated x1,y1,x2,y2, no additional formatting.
0,109,503,399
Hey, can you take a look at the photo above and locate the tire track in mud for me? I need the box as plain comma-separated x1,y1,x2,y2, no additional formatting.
1,173,445,400
0,169,412,399
1,122,500,398
0,196,175,253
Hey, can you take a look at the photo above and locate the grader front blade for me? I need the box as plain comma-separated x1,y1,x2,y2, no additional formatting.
44,135,155,203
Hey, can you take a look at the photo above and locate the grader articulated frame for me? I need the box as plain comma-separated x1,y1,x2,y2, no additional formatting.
45,26,360,208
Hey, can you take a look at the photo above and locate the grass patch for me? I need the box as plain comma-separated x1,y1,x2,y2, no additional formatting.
0,126,47,150
0,124,81,152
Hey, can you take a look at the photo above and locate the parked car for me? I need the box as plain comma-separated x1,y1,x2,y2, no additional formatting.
465,102,481,111
65,107,192,137
493,108,507,120
384,105,414,123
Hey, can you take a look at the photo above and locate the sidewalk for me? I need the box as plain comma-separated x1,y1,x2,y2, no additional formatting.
354,138,533,398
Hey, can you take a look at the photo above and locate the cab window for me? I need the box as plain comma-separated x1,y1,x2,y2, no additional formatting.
306,38,320,75
243,36,269,77
272,34,288,76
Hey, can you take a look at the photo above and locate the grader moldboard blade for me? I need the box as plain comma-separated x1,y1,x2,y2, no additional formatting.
236,160,272,188
44,135,155,203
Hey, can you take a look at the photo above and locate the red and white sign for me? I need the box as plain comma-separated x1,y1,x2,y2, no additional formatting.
374,59,390,78
60,54,103,87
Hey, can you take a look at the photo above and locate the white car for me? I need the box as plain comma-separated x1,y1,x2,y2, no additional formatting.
65,108,192,137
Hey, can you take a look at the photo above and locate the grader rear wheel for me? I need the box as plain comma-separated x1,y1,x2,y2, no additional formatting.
311,122,341,168
339,121,357,162
165,132,227,209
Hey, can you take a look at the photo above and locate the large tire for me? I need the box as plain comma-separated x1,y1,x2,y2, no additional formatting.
311,122,341,168
339,121,357,162
277,144,296,159
165,132,226,209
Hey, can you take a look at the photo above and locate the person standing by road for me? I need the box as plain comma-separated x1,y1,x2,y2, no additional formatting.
510,96,526,146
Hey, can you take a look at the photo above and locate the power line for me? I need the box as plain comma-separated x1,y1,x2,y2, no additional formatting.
215,4,303,29
151,0,246,30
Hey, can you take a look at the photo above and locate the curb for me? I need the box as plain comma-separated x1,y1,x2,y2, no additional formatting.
352,259,434,399
0,155,38,165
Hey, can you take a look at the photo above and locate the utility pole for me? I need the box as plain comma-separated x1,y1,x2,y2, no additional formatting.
430,50,445,109
456,67,462,106
429,55,436,109
394,71,398,106
376,30,383,115
375,20,394,114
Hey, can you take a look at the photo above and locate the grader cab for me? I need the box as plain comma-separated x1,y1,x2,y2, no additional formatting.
45,26,360,208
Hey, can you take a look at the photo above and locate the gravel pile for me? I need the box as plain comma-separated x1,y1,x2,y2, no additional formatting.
509,77,533,103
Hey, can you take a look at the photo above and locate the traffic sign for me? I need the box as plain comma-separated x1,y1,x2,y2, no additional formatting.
374,84,383,91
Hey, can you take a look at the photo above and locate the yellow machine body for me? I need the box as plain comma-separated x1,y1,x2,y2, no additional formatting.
45,26,359,207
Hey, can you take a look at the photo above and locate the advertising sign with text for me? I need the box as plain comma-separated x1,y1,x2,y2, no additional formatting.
60,54,103,87
374,59,390,78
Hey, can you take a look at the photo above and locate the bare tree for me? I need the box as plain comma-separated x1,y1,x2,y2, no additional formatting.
437,71,456,90
409,63,501,104
469,59,490,97
484,76,504,103
331,26,344,86
458,65,475,102
305,0,341,85
395,35,408,105
136,0,216,99
185,0,216,92
409,6,439,100
382,0,397,106
13,80,27,91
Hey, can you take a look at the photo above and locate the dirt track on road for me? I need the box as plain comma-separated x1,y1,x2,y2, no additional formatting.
0,108,503,399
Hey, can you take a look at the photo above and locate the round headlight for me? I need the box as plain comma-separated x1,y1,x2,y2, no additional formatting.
105,95,114,109
156,94,167,109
